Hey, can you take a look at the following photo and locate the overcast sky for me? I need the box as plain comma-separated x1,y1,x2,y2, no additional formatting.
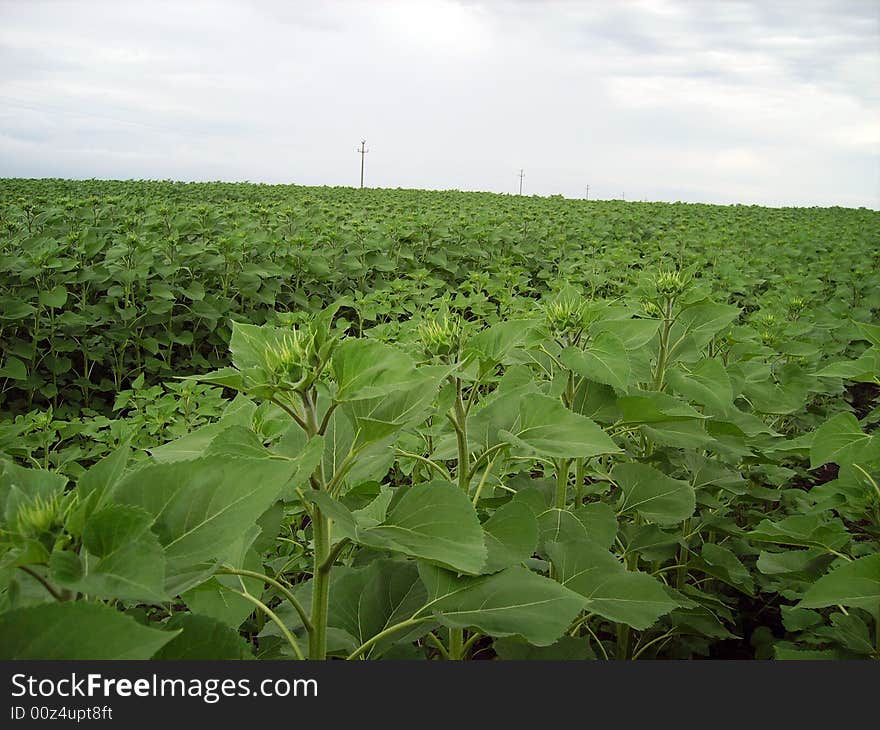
1,0,878,207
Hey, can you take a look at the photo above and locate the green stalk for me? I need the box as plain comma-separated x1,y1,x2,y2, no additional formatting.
675,517,691,590
226,587,304,660
309,508,331,660
555,458,571,509
217,566,312,634
471,456,497,506
452,378,470,492
652,297,674,391
300,386,331,661
448,627,464,660
617,548,639,659
616,622,631,661
574,458,585,506
346,617,432,660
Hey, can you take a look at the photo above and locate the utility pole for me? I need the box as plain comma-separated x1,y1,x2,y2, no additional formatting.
585,184,590,200
358,140,369,188
518,169,524,195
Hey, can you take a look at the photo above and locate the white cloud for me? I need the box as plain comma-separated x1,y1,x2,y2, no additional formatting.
0,0,877,206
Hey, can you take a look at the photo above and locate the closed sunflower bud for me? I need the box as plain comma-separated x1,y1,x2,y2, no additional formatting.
760,330,776,347
266,331,308,390
15,494,64,540
641,299,663,318
545,299,586,337
653,269,690,297
419,313,462,357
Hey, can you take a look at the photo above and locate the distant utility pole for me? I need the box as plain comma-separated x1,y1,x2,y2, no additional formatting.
358,140,369,188
518,169,525,195
585,184,590,200
621,191,625,201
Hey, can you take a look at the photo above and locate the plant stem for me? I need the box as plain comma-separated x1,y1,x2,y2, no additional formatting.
616,622,631,660
676,517,691,589
652,297,674,391
461,630,483,656
584,622,609,660
574,458,585,506
224,587,304,660
217,565,312,634
309,509,331,660
396,449,451,481
555,458,571,509
448,627,465,660
452,378,470,492
18,566,65,601
617,549,639,659
471,456,497,506
346,617,432,660
631,630,677,660
425,631,451,660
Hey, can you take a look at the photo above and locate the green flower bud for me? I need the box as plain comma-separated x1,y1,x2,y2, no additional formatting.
653,269,690,297
15,494,64,540
641,299,663,318
419,312,462,357
545,298,587,337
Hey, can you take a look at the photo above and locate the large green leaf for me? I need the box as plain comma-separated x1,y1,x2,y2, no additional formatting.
482,500,538,573
329,559,430,657
113,456,296,575
810,412,878,469
39,284,68,309
614,463,695,525
538,507,590,550
464,319,536,373
749,515,851,552
560,332,631,390
493,635,595,660
52,504,168,603
537,503,617,551
0,356,27,381
547,537,680,629
419,563,584,646
617,391,706,424
180,532,264,628
466,382,536,453
667,302,740,360
320,407,395,493
332,339,420,401
591,318,660,350
153,614,253,659
799,554,880,612
0,602,176,659
575,502,619,548
229,320,288,373
692,543,755,596
77,441,131,502
501,393,621,459
310,481,487,574
666,358,734,414
345,369,441,447
814,348,880,383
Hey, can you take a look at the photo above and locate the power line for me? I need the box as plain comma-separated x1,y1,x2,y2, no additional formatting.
358,139,369,188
